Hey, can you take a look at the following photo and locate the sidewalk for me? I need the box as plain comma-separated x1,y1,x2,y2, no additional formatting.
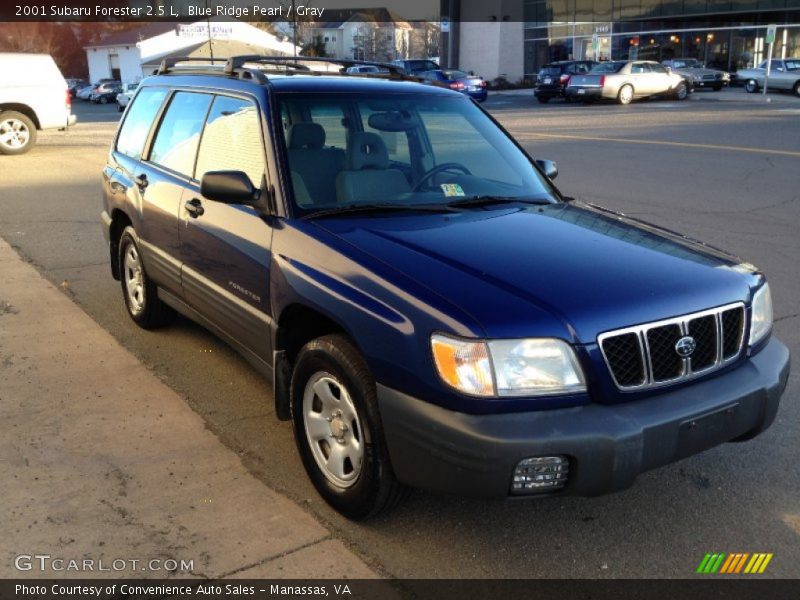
0,237,377,580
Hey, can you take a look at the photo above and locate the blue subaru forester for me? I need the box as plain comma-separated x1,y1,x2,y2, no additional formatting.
101,56,790,519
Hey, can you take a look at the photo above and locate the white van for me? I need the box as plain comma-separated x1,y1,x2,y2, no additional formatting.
0,53,77,155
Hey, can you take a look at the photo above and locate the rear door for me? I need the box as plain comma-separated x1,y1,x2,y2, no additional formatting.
134,90,212,298
630,62,654,94
179,93,274,362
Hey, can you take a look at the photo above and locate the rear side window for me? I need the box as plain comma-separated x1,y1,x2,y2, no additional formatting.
308,103,347,150
149,92,212,178
116,87,167,159
195,96,265,187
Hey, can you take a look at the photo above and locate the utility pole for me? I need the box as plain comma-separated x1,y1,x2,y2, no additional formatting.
206,0,214,59
292,0,297,59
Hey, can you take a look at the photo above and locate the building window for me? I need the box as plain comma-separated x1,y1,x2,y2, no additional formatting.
109,53,120,81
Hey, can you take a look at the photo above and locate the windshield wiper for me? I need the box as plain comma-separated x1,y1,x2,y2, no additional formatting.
303,203,461,220
445,195,554,209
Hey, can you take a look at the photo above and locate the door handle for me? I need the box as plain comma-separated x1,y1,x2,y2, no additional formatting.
185,198,204,218
134,173,148,192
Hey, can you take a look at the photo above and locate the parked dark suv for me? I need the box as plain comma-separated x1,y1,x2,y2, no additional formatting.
534,60,598,103
101,56,790,519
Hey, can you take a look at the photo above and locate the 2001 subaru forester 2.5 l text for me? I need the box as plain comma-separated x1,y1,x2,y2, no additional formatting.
101,56,790,519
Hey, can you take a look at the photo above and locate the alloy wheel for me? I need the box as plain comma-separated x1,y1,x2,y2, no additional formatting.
0,118,30,150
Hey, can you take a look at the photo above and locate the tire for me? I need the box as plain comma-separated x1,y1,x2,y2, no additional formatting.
617,84,634,105
793,81,800,98
745,79,759,93
712,84,722,92
537,96,550,103
100,96,108,105
674,81,688,101
0,111,37,155
117,226,175,329
290,334,407,519
118,104,124,112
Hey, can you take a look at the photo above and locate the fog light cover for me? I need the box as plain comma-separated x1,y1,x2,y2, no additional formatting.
511,456,569,494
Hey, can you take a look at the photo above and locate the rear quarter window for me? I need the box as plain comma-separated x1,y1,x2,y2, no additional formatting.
116,87,167,160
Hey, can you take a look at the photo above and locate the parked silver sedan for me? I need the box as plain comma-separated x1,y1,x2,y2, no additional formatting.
566,60,690,105
662,58,730,91
737,59,800,96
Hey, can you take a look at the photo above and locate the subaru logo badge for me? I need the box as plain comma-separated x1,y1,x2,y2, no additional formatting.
675,336,696,358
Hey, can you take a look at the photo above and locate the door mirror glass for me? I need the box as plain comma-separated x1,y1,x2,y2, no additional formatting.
201,171,259,205
535,159,558,180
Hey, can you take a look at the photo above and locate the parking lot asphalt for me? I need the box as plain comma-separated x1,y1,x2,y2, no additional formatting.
1,94,798,579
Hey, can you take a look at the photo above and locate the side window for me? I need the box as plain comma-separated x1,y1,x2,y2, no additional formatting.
149,92,212,178
116,87,167,159
308,103,347,150
651,63,667,74
631,63,648,74
195,96,265,188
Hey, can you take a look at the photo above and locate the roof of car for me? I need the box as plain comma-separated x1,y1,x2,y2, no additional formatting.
143,71,460,97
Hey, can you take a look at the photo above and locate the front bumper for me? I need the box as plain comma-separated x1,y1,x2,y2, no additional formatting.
565,87,603,100
377,337,790,498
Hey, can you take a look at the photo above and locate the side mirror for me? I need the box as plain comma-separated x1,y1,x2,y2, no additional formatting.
201,171,261,206
536,159,558,180
665,66,672,73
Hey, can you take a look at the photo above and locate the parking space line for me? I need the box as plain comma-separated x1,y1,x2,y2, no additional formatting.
516,132,800,158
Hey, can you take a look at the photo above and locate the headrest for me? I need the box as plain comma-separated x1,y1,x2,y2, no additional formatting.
288,122,325,149
347,132,389,170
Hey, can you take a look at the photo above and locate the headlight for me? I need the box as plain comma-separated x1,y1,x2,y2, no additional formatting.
749,283,773,346
431,334,586,397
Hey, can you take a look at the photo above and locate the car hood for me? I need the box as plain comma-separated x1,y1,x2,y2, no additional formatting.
314,202,758,343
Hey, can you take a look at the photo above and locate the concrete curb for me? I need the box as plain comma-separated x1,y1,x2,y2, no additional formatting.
0,237,377,580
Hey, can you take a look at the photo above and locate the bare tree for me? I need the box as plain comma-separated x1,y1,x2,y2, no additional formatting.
409,22,440,59
352,23,395,62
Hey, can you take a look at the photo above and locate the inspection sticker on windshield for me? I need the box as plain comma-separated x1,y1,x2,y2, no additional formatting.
441,183,465,197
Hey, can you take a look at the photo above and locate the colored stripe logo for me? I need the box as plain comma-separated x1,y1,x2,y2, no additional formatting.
696,552,773,574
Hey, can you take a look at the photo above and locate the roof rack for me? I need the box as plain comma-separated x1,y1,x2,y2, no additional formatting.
157,56,228,75
224,55,407,77
153,54,424,85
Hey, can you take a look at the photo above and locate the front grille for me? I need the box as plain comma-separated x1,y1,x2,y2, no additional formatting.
702,74,717,80
599,303,746,390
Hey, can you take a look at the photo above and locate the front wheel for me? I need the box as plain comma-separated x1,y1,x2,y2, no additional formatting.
674,81,688,100
537,96,550,103
793,82,800,98
617,84,634,105
290,334,407,519
0,111,37,155
118,226,175,329
745,79,759,93
100,96,108,104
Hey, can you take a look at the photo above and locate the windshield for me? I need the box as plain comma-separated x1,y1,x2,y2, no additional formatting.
278,93,557,216
591,62,626,73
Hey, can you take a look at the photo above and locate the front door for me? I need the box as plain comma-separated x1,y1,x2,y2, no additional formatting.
178,94,274,362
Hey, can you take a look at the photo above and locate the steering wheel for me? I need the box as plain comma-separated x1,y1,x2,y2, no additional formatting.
412,162,472,192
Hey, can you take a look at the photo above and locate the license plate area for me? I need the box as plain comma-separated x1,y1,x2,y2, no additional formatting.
675,403,739,459
577,89,586,94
